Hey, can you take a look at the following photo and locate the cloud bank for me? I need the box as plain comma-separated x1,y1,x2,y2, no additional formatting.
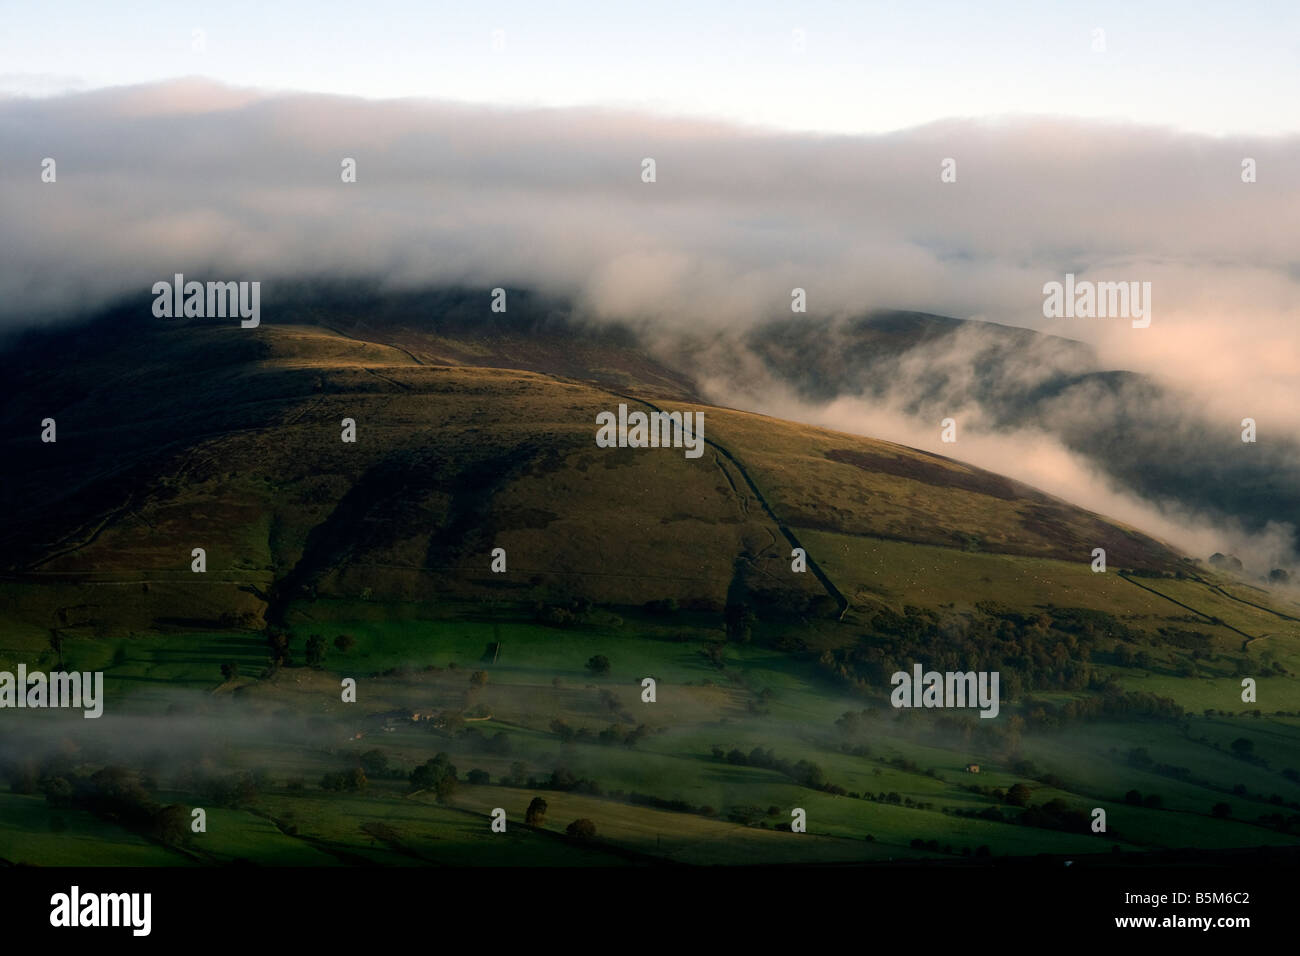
1,80,1296,569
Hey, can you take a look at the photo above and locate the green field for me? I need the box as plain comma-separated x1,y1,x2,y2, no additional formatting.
3,609,1296,867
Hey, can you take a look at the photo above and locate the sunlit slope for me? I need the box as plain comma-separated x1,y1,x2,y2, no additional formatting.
0,310,1267,644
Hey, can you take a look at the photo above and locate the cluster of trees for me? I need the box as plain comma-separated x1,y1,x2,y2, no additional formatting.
359,749,393,777
490,764,715,819
320,768,367,792
533,599,595,628
624,791,713,817
457,727,513,755
856,791,937,811
817,603,1207,708
1020,690,1184,727
948,793,1096,835
1228,737,1268,767
1125,747,1194,782
834,708,884,738
540,767,602,794
550,719,648,748
709,746,842,793
409,754,458,802
726,804,785,826
1255,811,1300,833
241,631,356,679
1229,781,1299,812
1019,798,1094,833
10,762,190,846
1123,747,1300,820
176,769,265,808
565,818,597,839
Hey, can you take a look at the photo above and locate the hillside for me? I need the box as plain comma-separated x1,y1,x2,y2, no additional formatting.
0,291,1187,642
2,289,1299,871
706,311,1300,549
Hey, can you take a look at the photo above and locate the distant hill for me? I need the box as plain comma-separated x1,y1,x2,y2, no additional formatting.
711,311,1299,557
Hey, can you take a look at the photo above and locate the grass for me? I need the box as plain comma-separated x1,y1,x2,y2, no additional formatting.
0,793,193,866
5,611,1296,867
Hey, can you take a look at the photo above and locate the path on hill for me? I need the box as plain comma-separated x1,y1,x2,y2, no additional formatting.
1190,574,1300,624
1117,572,1258,650
606,390,850,621
316,321,427,367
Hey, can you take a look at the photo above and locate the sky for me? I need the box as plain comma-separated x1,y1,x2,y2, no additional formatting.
3,0,1300,136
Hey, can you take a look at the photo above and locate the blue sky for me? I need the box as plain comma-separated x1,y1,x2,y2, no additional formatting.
2,0,1298,134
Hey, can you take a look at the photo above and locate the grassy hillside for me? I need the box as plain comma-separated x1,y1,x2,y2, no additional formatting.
2,303,1188,639
1,296,1296,867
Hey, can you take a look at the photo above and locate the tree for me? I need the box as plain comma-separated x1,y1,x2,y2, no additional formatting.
220,661,240,681
467,769,490,785
525,796,548,826
42,776,73,808
1211,802,1232,818
152,804,190,845
724,603,755,643
265,629,292,667
359,749,388,777
1230,737,1254,757
566,818,597,839
1006,783,1033,807
1124,789,1142,805
334,634,356,653
305,635,326,669
585,655,611,677
409,754,458,802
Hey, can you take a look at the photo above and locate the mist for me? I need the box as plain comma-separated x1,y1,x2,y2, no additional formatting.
2,79,1297,568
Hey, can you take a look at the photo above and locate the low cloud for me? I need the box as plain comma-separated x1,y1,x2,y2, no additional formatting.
1,80,1296,566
